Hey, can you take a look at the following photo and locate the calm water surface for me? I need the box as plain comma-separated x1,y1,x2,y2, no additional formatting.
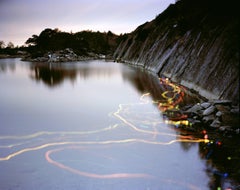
0,58,224,190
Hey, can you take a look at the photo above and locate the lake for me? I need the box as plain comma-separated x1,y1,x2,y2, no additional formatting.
0,58,232,190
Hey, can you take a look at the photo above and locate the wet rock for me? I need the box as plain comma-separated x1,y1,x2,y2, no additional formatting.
201,102,211,109
23,48,99,63
202,114,215,124
210,118,221,128
186,104,203,115
219,126,232,132
182,99,239,135
213,100,232,106
230,106,239,114
193,115,200,120
48,48,79,62
215,111,222,117
203,105,216,116
181,104,193,111
35,57,48,62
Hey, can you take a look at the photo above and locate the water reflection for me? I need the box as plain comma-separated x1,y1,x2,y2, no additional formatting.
0,58,16,72
28,61,199,107
29,63,77,87
29,61,126,87
199,133,240,189
0,59,239,190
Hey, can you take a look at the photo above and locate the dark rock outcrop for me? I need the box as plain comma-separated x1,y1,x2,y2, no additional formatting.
182,100,240,135
22,48,105,62
114,0,239,105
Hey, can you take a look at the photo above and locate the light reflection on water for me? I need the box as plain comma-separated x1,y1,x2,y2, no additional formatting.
0,58,210,190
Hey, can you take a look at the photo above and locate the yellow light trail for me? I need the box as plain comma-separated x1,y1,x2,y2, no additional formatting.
0,76,209,188
113,102,184,138
158,77,185,112
0,124,118,140
0,138,209,161
0,142,28,148
0,78,200,162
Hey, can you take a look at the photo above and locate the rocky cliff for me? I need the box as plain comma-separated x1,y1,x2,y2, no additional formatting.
113,0,239,104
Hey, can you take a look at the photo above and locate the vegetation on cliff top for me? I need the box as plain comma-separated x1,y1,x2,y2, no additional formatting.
0,28,126,58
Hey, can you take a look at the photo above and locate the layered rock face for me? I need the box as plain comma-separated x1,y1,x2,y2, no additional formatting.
114,0,239,104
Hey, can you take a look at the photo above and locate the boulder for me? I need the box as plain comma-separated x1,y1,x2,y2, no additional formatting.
202,114,215,124
219,126,232,132
201,102,211,109
203,105,216,116
215,111,222,117
186,104,203,115
178,100,238,134
210,118,221,128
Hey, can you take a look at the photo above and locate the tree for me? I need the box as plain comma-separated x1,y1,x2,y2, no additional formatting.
25,35,39,46
7,42,14,49
23,28,120,57
0,41,5,49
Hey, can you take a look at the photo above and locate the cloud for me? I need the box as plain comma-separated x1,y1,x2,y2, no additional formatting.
0,0,175,46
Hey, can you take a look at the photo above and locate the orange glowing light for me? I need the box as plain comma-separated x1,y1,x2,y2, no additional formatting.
0,77,208,188
45,147,154,179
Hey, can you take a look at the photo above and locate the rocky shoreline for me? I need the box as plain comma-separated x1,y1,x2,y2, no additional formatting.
1,53,239,136
21,48,107,62
166,99,239,136
120,60,239,137
0,54,24,59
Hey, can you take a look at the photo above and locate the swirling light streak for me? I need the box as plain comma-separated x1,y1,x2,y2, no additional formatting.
158,78,185,112
45,146,205,190
45,147,153,179
0,142,28,148
113,100,174,137
0,76,210,190
0,77,205,163
0,124,118,140
112,94,188,138
0,138,209,161
45,146,202,189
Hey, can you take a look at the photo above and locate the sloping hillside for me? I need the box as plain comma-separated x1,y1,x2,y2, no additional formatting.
114,0,239,104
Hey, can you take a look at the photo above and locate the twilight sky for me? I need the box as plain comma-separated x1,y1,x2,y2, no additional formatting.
0,0,175,46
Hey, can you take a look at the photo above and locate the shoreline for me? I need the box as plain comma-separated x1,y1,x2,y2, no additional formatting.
115,59,239,136
0,54,23,59
1,55,239,136
1,56,240,185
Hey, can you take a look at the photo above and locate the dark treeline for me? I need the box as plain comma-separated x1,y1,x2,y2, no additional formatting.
0,41,20,56
0,28,127,58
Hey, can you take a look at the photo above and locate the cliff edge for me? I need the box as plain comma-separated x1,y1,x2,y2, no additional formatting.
114,0,239,104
